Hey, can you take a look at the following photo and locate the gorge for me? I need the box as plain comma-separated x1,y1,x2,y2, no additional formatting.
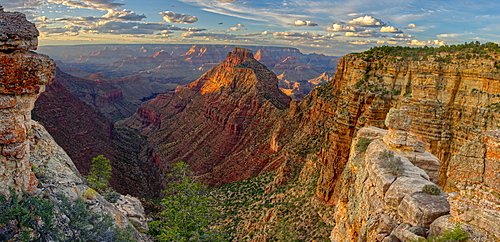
1,6,499,241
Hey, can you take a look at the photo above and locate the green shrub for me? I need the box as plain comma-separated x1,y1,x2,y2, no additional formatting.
0,190,136,241
379,150,403,176
356,138,373,152
104,190,122,203
0,190,58,241
422,184,441,195
419,223,469,242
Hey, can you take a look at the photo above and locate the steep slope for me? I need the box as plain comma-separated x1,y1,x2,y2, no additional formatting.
120,47,291,190
31,77,158,197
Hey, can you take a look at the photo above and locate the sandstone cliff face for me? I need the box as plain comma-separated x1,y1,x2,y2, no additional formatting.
121,47,291,190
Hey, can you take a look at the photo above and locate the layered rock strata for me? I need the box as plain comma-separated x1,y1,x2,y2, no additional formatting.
270,48,500,204
121,47,291,189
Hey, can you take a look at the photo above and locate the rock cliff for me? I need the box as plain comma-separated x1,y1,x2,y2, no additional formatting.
120,47,291,190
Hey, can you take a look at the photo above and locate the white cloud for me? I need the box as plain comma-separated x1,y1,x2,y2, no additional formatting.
292,20,318,27
237,24,244,27
407,23,416,28
380,26,402,33
327,23,358,32
348,15,385,27
436,33,460,38
159,11,198,24
229,27,241,31
102,9,146,21
409,39,445,46
217,0,238,2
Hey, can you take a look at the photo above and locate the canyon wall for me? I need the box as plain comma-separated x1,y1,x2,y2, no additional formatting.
268,47,500,206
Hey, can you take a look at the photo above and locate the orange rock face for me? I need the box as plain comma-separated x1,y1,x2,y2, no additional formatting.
121,47,291,190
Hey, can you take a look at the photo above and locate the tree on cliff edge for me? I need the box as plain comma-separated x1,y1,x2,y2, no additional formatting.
87,155,112,191
147,162,222,241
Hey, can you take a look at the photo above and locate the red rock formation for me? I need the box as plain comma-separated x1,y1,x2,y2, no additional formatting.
121,47,291,189
0,8,55,195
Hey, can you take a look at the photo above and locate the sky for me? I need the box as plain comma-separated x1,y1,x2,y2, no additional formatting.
3,0,500,55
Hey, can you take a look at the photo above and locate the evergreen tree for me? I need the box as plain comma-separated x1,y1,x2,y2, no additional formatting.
87,155,112,191
148,162,223,241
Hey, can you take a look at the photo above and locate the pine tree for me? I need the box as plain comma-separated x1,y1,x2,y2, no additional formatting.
87,155,112,191
148,162,223,241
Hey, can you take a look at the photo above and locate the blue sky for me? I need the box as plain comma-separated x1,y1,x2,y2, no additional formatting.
4,0,500,55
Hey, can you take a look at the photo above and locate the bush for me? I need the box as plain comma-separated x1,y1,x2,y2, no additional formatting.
356,138,373,152
419,223,469,242
0,190,58,241
104,190,122,203
0,190,136,241
379,150,403,176
422,184,441,195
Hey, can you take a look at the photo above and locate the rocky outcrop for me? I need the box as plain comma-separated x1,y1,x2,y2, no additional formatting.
330,111,450,241
120,47,291,191
0,8,55,195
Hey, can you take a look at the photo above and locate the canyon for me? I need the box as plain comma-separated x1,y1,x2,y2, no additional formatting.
1,5,499,240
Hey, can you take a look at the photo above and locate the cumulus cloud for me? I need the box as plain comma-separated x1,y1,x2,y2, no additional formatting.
237,24,244,27
327,23,358,32
229,27,241,31
38,25,82,36
217,0,238,2
160,11,198,24
407,23,417,29
102,9,146,21
273,31,321,39
348,15,385,27
47,0,124,11
436,33,460,38
166,25,206,32
291,20,318,27
380,26,402,33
